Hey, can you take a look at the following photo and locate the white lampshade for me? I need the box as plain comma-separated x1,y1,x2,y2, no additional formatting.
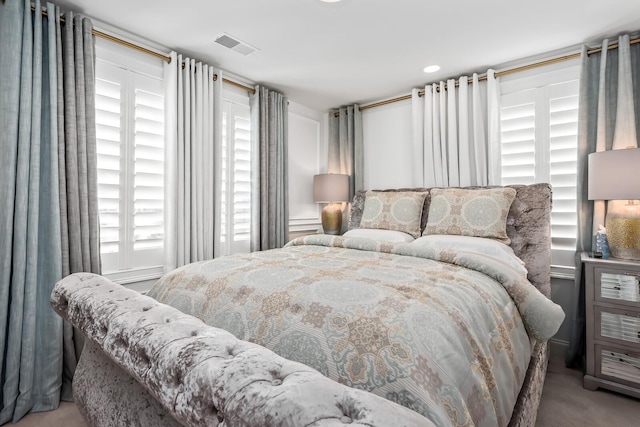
313,174,350,203
588,148,640,200
588,147,640,260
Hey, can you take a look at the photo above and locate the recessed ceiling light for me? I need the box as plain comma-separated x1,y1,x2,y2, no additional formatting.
423,65,440,73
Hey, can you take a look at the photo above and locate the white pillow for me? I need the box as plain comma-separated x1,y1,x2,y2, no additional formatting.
411,235,528,276
343,229,415,243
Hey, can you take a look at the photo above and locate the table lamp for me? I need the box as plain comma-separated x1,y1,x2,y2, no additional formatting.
588,148,640,260
314,173,349,235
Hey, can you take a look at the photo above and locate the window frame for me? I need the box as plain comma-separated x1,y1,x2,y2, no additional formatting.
95,39,166,286
220,86,253,256
499,60,581,279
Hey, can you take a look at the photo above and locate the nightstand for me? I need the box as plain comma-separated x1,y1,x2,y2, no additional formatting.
582,252,640,398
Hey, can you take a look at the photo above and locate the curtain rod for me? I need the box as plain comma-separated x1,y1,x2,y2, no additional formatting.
334,35,640,117
32,6,256,94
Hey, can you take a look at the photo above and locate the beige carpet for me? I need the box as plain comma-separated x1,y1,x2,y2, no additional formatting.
8,344,640,426
535,343,640,426
8,401,85,427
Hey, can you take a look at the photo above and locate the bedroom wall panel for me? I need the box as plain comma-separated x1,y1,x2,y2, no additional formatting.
288,102,327,235
361,99,414,190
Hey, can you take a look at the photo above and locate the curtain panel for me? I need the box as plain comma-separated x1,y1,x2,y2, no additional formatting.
164,52,222,269
0,0,99,422
328,105,364,197
411,71,501,187
58,8,100,404
250,86,289,251
327,105,363,234
566,35,639,367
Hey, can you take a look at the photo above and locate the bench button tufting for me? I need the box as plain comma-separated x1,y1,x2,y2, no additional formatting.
340,416,352,423
272,379,282,386
226,346,236,358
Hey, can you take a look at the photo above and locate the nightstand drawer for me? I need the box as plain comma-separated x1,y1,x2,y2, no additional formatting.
594,267,640,308
595,306,640,346
583,253,640,397
595,344,640,389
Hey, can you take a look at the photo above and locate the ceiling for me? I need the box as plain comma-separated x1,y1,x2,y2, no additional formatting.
53,0,640,111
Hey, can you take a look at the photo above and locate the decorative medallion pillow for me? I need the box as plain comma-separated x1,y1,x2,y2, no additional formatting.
424,187,516,244
359,191,428,238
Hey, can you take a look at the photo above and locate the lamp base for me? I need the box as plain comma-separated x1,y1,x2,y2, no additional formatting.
606,201,640,261
321,203,343,235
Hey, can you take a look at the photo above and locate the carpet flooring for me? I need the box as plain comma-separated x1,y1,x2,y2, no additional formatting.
535,343,640,426
8,343,640,426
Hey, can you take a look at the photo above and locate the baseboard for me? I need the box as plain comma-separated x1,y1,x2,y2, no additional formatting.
549,339,568,356
549,338,569,348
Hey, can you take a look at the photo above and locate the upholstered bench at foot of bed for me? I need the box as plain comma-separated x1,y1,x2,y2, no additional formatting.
74,340,183,426
52,272,433,427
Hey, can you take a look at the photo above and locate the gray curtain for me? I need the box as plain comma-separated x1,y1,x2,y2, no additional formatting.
58,8,100,401
0,0,99,421
327,105,363,234
328,105,364,197
250,86,288,251
566,35,639,368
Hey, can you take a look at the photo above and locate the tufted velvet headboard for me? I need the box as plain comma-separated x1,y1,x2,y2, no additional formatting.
348,184,552,297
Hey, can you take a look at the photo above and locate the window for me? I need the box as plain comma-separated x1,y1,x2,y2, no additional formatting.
95,41,165,278
500,63,580,276
220,93,252,255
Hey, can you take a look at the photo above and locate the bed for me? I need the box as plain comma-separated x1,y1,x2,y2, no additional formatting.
51,184,563,427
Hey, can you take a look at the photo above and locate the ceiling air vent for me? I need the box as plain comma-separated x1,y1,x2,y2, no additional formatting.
214,33,259,56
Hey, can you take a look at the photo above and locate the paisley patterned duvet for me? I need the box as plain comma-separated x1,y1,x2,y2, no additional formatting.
147,235,564,427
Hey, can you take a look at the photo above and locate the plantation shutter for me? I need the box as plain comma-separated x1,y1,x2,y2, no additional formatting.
220,101,252,255
233,111,251,242
95,59,165,273
95,66,124,265
500,78,579,274
548,80,579,268
132,76,165,255
500,90,536,185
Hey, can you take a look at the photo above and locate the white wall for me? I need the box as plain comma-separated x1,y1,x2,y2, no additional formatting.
288,101,327,235
361,99,415,190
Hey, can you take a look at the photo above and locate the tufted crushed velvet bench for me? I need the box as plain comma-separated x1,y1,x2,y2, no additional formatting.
51,272,432,427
